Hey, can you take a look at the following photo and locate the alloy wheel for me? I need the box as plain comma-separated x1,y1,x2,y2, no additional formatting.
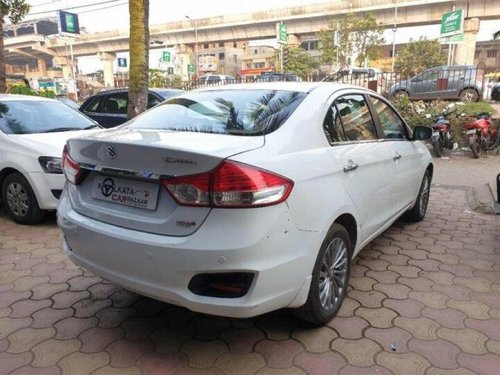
319,237,349,311
6,182,29,218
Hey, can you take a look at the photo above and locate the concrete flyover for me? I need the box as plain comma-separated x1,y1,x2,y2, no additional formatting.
44,0,500,57
3,0,500,83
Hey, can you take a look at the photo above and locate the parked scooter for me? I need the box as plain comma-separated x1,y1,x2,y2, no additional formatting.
430,104,456,157
463,112,499,159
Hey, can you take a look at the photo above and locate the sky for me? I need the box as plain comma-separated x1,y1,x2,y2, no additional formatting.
23,0,500,73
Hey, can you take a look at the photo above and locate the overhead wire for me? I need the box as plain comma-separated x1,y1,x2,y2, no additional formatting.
28,0,122,16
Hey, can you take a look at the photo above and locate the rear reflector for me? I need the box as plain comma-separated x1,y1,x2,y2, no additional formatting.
162,160,293,208
188,272,254,298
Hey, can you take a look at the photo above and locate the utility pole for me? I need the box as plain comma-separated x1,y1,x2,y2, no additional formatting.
185,15,198,75
280,44,284,73
391,0,398,74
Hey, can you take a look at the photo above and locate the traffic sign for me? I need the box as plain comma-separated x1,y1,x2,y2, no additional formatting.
167,67,174,75
277,22,288,45
187,64,195,73
117,58,127,68
162,51,171,63
440,9,463,37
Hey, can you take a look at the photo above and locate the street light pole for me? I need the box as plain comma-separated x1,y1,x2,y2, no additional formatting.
185,15,198,76
391,0,398,75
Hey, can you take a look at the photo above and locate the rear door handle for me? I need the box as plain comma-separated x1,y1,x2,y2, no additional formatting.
343,160,358,172
393,152,402,161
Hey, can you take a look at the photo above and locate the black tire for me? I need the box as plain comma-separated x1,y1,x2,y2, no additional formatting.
403,170,431,222
459,88,479,102
481,129,500,151
432,139,442,157
470,137,481,158
293,224,352,325
1,173,45,224
392,90,409,101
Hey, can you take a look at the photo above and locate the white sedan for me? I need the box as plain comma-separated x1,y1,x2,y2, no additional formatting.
0,94,100,224
57,82,432,324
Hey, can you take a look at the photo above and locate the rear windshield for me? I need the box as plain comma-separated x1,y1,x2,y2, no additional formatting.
127,89,307,136
0,100,95,134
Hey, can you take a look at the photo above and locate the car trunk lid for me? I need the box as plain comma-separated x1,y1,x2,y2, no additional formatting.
65,128,265,236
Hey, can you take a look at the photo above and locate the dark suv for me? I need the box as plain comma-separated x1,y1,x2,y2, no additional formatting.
389,65,483,102
79,88,183,128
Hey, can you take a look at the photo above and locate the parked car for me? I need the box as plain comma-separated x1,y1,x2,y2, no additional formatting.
79,88,184,128
198,74,235,85
0,94,101,224
322,67,383,82
491,82,500,101
58,82,432,325
322,67,385,95
256,72,302,82
389,65,483,102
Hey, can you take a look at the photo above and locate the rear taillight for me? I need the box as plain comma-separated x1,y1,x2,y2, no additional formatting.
162,161,293,208
62,145,83,185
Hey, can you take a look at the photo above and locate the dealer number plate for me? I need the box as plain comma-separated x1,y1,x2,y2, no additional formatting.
91,176,159,210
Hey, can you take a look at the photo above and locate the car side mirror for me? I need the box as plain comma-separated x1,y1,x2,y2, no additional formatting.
413,126,432,141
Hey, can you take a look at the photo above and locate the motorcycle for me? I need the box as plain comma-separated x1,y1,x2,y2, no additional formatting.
462,112,499,159
430,104,456,158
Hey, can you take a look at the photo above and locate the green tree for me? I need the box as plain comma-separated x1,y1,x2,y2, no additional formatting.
277,46,319,79
395,38,446,77
318,12,384,68
127,0,149,119
0,0,30,93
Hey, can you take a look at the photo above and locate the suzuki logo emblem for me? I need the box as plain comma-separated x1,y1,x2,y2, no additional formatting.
106,145,117,159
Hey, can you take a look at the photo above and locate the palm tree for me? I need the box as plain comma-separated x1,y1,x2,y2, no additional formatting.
0,1,30,93
127,0,149,119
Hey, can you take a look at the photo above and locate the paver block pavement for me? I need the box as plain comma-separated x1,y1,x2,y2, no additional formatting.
0,186,499,373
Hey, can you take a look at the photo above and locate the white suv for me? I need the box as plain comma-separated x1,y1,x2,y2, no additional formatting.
57,82,432,324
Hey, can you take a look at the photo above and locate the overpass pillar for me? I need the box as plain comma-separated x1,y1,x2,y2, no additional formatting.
52,56,72,79
98,52,116,88
37,59,47,77
454,18,480,65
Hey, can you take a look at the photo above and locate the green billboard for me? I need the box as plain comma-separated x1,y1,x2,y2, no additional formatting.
277,22,288,45
58,11,80,35
440,9,463,37
162,51,171,63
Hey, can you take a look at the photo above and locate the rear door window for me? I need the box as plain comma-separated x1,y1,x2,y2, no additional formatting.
84,97,102,112
148,93,162,108
370,97,407,140
334,95,377,141
322,104,347,144
101,93,128,114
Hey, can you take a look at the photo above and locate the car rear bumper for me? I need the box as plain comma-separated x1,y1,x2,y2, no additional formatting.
57,190,319,318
